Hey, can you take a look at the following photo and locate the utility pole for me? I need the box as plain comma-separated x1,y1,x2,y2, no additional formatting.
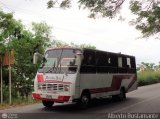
9,50,11,104
0,56,3,104
8,35,12,105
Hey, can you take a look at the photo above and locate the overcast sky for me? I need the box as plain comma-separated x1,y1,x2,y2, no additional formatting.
1,0,160,64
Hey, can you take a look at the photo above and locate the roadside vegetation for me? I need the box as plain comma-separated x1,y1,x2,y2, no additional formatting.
0,97,39,110
137,62,160,86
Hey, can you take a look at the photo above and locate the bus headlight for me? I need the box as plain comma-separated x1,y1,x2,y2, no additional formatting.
64,85,70,92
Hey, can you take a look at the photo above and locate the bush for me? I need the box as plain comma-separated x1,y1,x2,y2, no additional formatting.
138,71,160,86
12,96,37,104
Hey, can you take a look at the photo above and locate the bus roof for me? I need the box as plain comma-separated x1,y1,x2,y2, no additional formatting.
82,48,135,58
45,47,135,58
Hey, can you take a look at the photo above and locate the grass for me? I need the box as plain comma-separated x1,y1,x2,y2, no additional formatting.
138,70,160,86
0,96,40,110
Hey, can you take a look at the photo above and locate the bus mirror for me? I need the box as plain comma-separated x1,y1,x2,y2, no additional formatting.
43,57,47,63
76,52,82,55
33,52,43,64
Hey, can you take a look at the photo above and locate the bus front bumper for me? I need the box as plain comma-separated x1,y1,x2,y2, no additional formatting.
32,92,71,103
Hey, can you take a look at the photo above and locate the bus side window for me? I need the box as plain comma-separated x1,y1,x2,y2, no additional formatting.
82,50,95,66
108,58,111,64
96,51,108,66
106,54,118,73
126,58,131,68
118,57,122,68
118,56,127,73
122,57,127,68
80,50,96,73
96,51,109,73
131,58,136,68
110,54,118,67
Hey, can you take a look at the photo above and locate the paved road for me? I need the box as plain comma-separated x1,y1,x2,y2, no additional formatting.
0,83,160,119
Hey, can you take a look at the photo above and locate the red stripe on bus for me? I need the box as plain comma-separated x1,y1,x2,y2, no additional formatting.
126,75,137,91
89,75,136,94
32,93,70,102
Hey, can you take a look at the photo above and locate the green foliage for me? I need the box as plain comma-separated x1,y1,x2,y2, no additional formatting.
47,0,125,18
0,10,52,103
12,96,37,104
51,39,96,49
2,85,9,103
70,42,96,49
47,0,71,9
138,71,160,86
137,62,160,86
10,22,52,99
47,0,55,8
137,62,157,72
129,0,160,37
31,22,52,53
130,1,141,14
60,0,71,9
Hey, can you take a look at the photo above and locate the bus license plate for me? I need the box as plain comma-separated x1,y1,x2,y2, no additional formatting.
46,95,52,99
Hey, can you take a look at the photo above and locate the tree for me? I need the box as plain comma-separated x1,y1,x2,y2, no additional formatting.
0,11,15,54
11,22,52,99
47,0,125,18
0,10,27,101
31,22,52,53
129,0,160,38
0,10,53,100
47,0,160,38
138,62,156,71
50,39,96,49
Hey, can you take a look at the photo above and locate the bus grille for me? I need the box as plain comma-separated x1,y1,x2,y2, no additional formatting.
38,83,64,92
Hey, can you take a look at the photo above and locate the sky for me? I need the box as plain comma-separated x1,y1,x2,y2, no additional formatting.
0,0,160,64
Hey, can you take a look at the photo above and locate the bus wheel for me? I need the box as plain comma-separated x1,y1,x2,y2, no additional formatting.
42,100,54,108
80,92,91,108
119,88,126,100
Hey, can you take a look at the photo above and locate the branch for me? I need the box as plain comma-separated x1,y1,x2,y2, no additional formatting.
144,0,153,11
113,0,125,13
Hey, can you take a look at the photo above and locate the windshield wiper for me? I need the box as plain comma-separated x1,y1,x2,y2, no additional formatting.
45,62,56,73
54,49,63,74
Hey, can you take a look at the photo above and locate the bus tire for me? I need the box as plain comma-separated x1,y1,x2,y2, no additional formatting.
118,88,126,101
80,92,91,108
112,95,119,101
42,100,54,108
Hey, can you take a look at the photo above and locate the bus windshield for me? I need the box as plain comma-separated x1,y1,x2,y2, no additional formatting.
38,49,81,74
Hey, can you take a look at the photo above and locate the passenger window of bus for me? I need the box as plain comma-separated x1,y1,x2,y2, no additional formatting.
87,56,92,64
106,54,118,67
108,58,111,64
127,58,131,68
96,52,108,66
122,57,127,68
83,50,95,66
131,58,136,68
118,57,122,67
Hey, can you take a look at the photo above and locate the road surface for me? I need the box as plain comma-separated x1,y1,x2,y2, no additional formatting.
0,83,160,119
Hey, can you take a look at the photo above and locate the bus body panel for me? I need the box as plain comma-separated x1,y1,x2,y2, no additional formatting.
79,73,137,99
33,73,78,102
